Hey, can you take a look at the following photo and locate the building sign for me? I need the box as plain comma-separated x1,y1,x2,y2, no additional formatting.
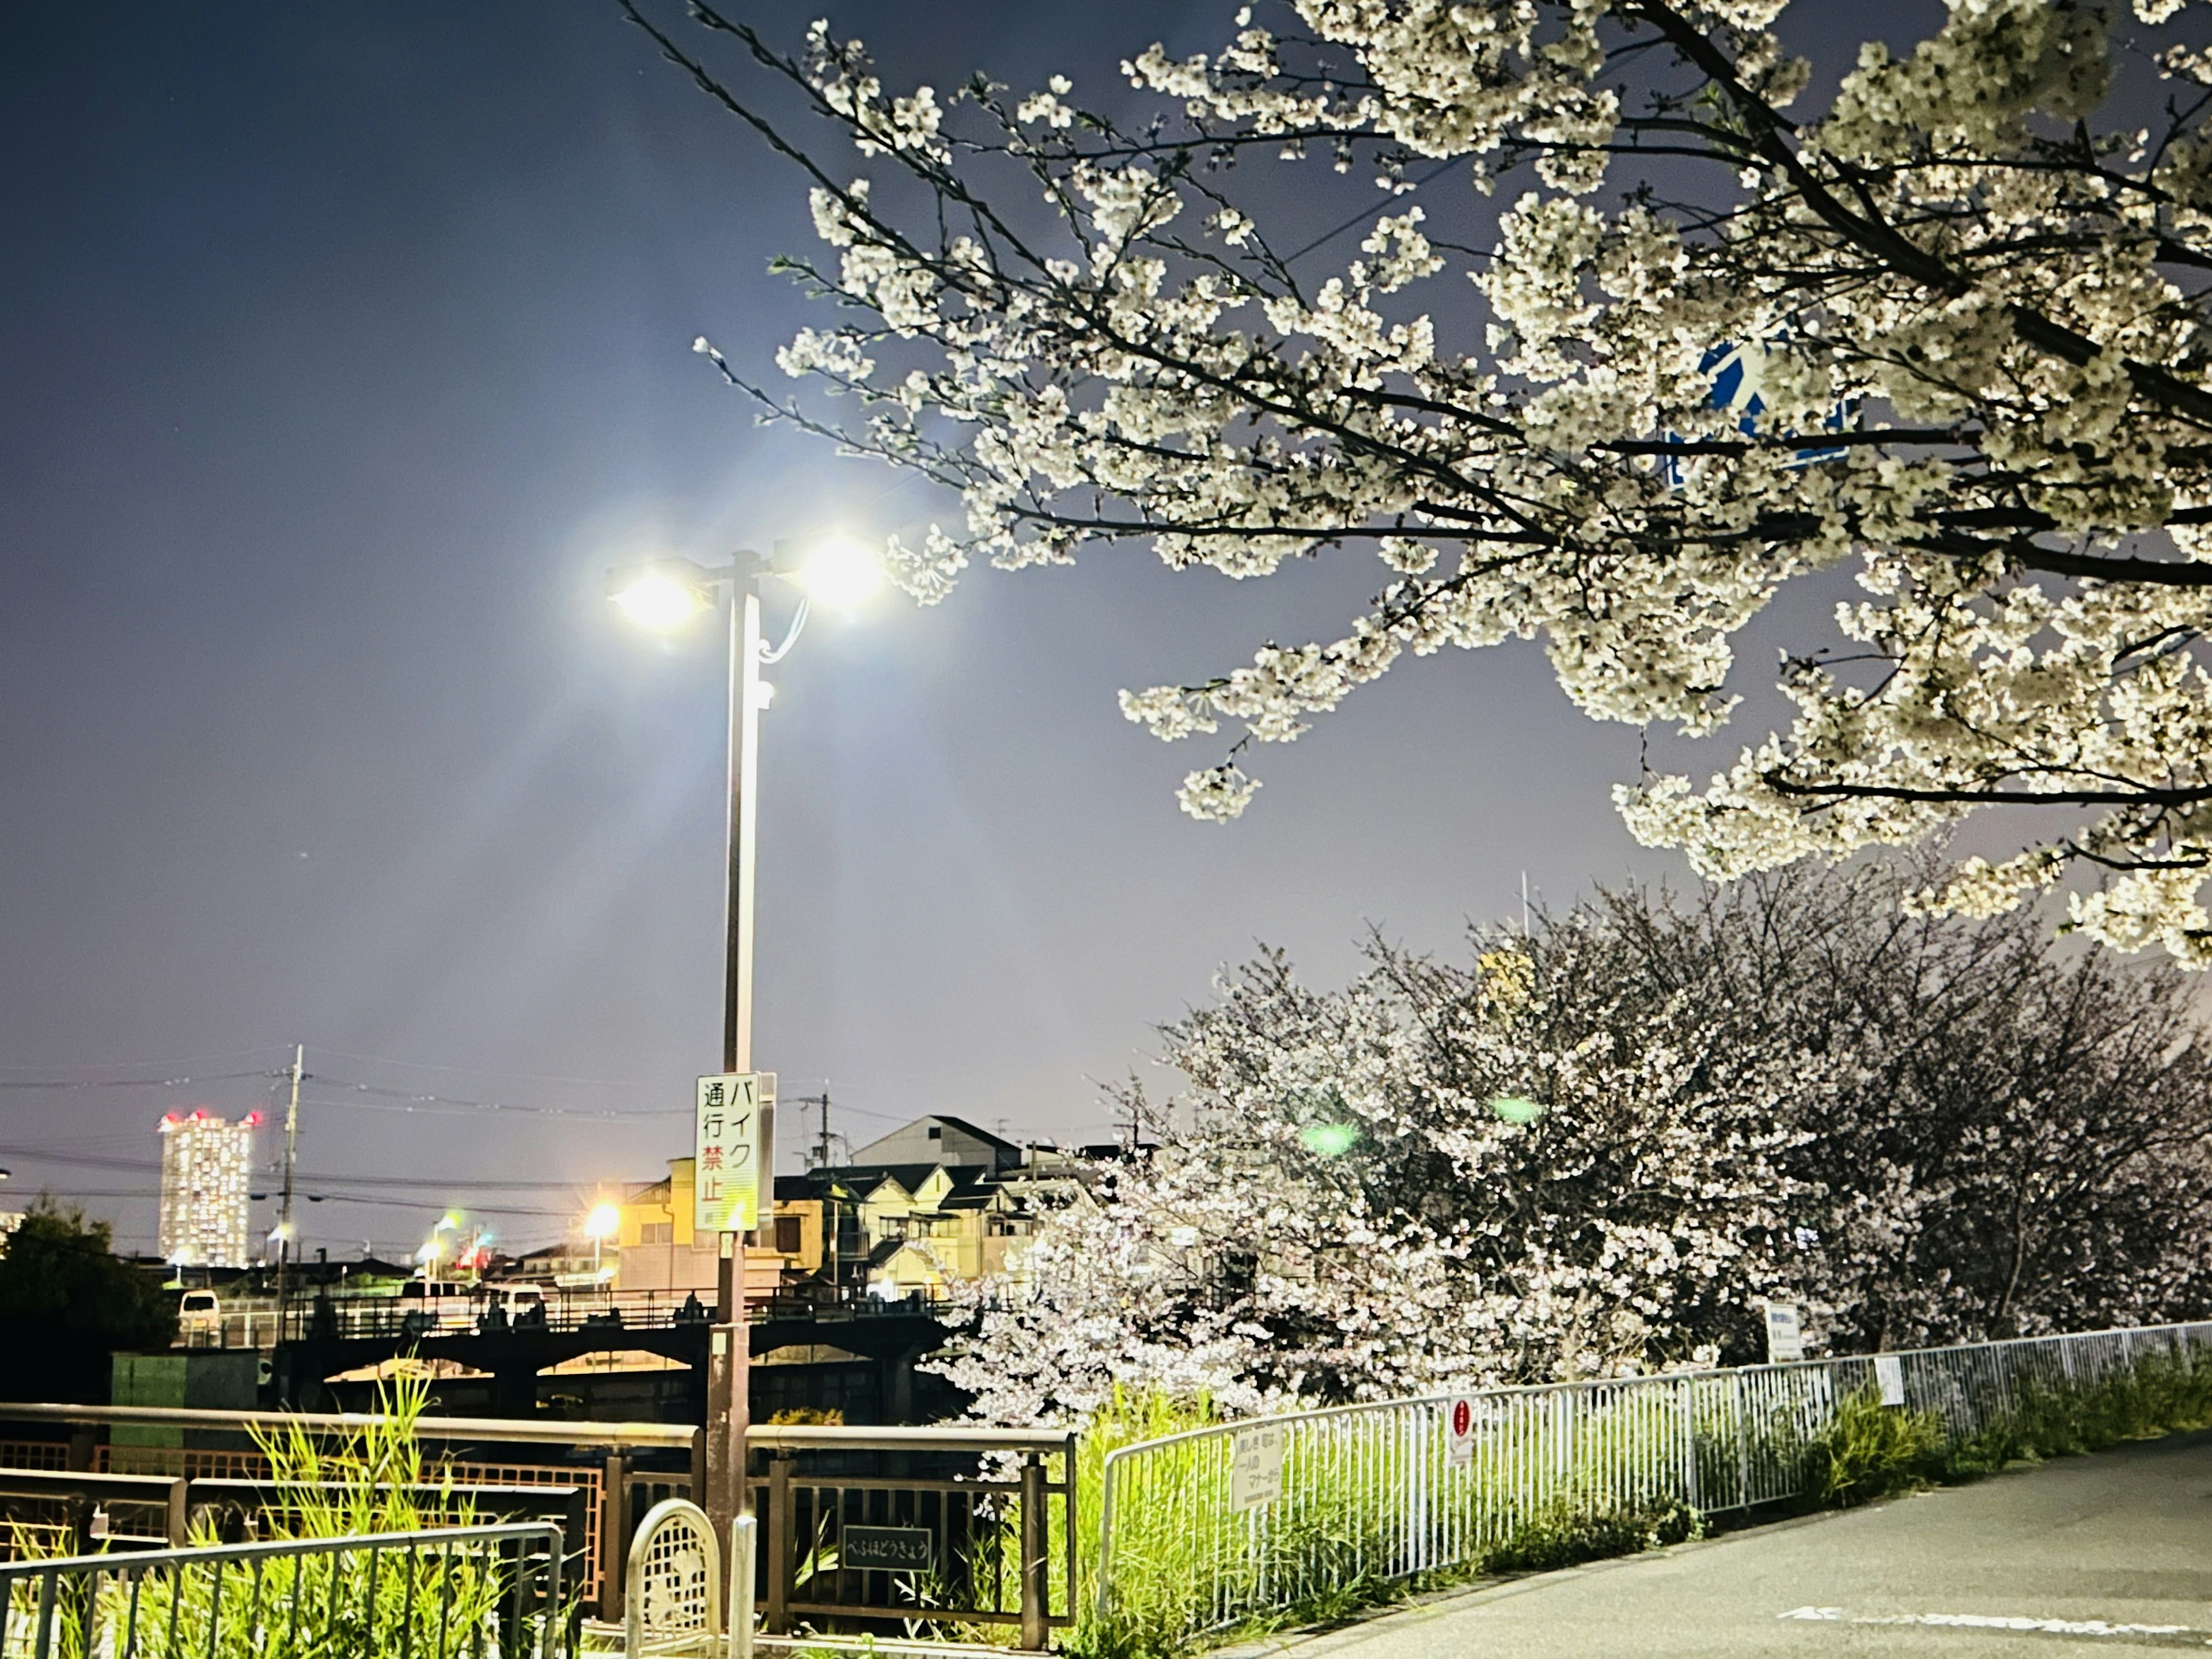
1873,1355,1907,1407
1764,1302,1805,1365
1229,1423,1284,1511
844,1526,933,1571
695,1072,775,1234
1446,1396,1478,1468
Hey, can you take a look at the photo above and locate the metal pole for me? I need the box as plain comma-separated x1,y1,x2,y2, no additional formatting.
729,1512,757,1659
707,579,763,1589
276,1044,302,1308
726,581,762,1078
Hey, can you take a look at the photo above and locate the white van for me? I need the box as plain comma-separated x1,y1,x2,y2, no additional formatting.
494,1285,546,1321
476,1283,547,1327
178,1289,221,1345
395,1279,474,1332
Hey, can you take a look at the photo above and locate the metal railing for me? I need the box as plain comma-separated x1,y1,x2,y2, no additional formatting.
165,1289,954,1349
0,1404,695,1616
1094,1319,2212,1645
745,1425,1076,1651
0,1520,572,1659
0,1470,190,1554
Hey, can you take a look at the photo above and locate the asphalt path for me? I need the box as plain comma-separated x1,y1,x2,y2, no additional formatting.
1234,1429,2212,1659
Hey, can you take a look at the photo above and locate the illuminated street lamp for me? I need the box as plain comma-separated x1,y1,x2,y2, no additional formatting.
605,535,882,1073
607,531,882,1563
419,1212,460,1283
585,1202,620,1281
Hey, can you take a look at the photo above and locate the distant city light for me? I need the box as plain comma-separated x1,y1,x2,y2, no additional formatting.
157,1111,257,1267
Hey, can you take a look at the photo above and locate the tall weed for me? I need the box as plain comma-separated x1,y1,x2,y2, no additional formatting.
3,1377,526,1659
1798,1386,1945,1508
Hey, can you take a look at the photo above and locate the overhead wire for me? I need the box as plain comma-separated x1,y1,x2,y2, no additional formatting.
0,1070,280,1091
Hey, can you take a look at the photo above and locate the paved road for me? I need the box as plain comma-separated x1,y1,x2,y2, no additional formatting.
1240,1429,2212,1659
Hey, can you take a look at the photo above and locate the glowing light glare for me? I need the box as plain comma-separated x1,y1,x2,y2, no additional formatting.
611,569,708,631
585,1203,620,1240
1299,1122,1359,1157
1490,1095,1544,1126
793,537,884,609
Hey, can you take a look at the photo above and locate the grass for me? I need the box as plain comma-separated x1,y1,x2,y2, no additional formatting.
1078,1343,2212,1658
1078,1384,1715,1659
1801,1349,2212,1506
3,1377,544,1659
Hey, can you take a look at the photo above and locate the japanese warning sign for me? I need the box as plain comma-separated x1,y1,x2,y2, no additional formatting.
695,1071,775,1234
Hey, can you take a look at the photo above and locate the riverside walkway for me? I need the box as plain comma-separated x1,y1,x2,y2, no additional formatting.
1230,1429,2212,1659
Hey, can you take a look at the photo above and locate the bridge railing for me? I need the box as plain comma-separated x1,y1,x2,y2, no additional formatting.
1094,1319,2212,1648
196,1287,956,1347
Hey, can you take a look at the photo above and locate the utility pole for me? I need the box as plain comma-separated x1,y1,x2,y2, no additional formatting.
817,1084,832,1173
275,1044,302,1308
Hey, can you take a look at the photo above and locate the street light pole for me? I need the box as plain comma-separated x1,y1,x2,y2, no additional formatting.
606,535,880,1596
707,572,763,1579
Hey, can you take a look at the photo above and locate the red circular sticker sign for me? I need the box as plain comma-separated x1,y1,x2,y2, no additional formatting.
1451,1399,1472,1438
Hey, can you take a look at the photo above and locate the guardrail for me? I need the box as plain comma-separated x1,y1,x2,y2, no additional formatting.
1094,1319,2212,1647
0,1520,572,1659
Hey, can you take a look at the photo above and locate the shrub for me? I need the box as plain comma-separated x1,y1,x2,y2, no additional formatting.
1798,1385,1945,1509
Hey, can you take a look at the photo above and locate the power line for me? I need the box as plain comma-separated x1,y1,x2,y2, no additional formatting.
33,1187,575,1218
0,1047,285,1074
305,1078,682,1121
1281,157,1459,265
0,1070,279,1092
304,1046,647,1090
0,1149,604,1191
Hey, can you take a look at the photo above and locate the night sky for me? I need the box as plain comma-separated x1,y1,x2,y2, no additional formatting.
0,2,1946,1258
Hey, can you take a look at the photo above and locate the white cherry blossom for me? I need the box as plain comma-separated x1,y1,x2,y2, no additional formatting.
627,0,2212,963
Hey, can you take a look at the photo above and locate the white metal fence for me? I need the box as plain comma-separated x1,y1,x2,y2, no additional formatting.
1094,1319,2212,1642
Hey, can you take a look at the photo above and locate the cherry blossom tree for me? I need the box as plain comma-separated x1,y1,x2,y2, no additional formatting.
628,0,2212,964
931,862,2212,1425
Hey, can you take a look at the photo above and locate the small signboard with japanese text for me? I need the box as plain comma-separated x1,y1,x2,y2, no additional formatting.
1230,1423,1284,1511
695,1071,775,1234
1764,1302,1805,1365
1873,1355,1907,1407
844,1526,933,1571
1446,1396,1478,1468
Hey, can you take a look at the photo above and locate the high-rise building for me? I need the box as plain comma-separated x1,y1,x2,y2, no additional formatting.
157,1111,257,1267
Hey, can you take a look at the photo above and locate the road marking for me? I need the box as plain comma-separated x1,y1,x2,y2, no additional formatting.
1780,1607,2207,1644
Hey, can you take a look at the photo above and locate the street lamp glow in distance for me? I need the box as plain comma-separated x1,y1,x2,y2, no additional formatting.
606,527,882,1570
585,1202,620,1282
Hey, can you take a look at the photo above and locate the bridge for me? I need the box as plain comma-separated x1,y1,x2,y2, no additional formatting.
179,1291,951,1424
252,1293,952,1422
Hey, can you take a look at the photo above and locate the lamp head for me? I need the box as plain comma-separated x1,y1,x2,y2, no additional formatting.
607,558,715,631
789,535,884,611
585,1203,620,1241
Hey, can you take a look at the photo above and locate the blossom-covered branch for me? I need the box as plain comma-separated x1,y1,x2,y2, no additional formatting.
635,0,2212,961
